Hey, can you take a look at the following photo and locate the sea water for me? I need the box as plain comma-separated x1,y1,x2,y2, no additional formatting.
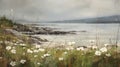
33,22,120,47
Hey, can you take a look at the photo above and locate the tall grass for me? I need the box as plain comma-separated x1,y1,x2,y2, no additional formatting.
0,39,120,67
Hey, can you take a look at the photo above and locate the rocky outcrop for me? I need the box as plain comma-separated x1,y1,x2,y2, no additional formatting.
34,30,76,35
5,29,48,44
13,24,76,35
13,24,32,32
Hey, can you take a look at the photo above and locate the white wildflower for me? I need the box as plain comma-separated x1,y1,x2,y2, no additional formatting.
35,45,41,48
23,47,26,49
20,59,26,64
6,46,12,50
92,45,98,50
68,42,75,46
38,48,45,52
100,47,107,53
64,52,67,54
76,48,80,51
27,49,33,53
41,56,44,58
19,43,26,46
12,47,15,49
45,53,50,56
37,62,41,65
10,61,16,66
59,57,64,61
14,43,18,46
33,50,39,53
11,49,16,54
34,55,38,58
95,51,101,56
71,42,75,45
66,48,70,50
104,44,109,47
43,53,50,57
106,53,111,57
66,47,74,50
76,47,84,51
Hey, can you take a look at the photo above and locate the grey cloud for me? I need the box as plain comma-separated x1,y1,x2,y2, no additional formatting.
0,0,120,21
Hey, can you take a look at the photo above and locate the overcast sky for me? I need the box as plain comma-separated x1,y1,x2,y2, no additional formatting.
0,0,120,21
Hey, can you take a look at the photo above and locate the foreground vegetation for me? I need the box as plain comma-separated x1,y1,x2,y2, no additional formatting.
0,40,120,67
0,17,120,67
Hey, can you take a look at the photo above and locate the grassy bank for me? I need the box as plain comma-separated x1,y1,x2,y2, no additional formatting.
0,40,120,67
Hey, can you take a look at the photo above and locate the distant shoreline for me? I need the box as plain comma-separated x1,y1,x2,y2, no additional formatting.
18,21,120,25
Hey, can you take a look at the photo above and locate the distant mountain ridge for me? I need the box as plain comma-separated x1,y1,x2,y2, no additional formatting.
50,15,120,23
16,15,120,23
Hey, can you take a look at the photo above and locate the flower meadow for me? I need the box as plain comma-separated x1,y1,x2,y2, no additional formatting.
0,39,120,67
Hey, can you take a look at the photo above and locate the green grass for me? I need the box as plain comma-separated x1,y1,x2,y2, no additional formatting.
0,39,120,67
0,16,15,29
